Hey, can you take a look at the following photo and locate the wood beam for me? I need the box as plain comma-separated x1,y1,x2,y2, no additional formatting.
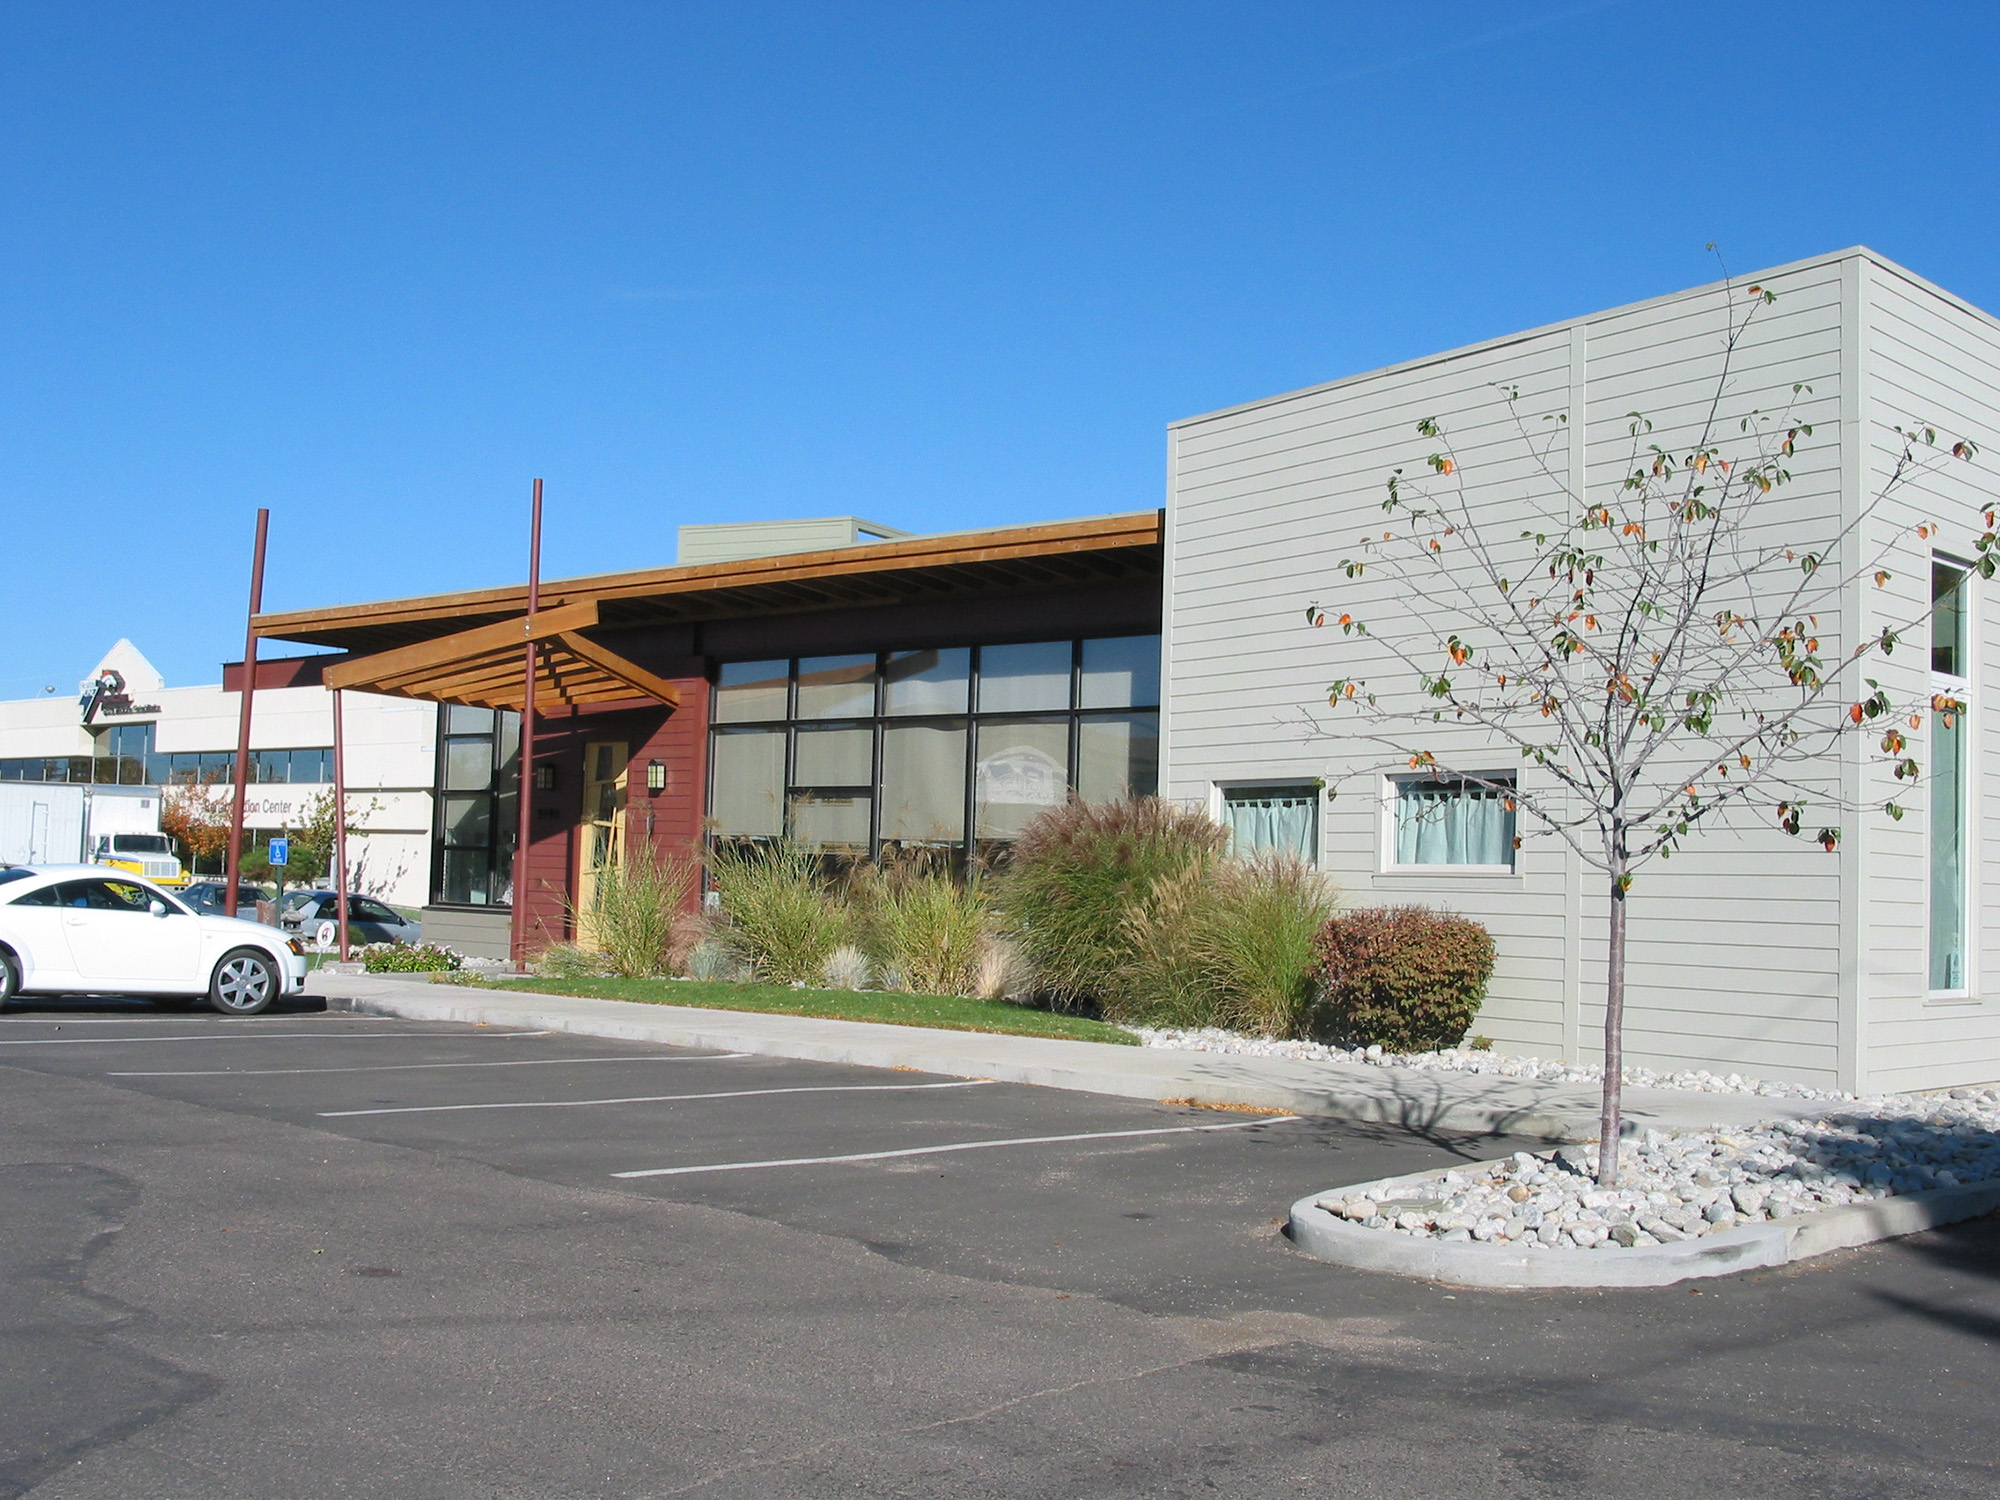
553,633,684,709
321,601,599,692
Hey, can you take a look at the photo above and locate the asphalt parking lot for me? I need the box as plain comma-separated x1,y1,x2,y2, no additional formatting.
3,995,1998,1498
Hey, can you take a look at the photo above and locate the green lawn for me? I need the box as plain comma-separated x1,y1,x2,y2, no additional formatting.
468,975,1139,1045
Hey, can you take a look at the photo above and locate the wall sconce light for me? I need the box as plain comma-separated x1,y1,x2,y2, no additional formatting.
646,759,666,795
532,764,557,791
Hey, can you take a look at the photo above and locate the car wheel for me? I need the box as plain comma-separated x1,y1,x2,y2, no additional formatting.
209,949,278,1016
0,950,18,1008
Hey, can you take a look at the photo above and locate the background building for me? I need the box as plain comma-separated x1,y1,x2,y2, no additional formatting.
0,640,435,905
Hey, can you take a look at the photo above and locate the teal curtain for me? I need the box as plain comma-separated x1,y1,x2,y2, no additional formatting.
1222,788,1317,861
1929,709,1966,990
1395,780,1515,867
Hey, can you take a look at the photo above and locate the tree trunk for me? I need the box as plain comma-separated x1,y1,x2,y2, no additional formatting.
1598,872,1628,1186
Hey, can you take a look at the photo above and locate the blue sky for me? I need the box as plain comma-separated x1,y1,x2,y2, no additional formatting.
4,1,1997,691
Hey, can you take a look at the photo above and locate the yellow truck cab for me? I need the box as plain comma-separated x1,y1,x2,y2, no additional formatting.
93,831,188,887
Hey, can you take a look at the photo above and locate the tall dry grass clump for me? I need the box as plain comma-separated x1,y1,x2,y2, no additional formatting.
707,839,851,985
1199,856,1340,1035
856,857,987,997
994,797,1227,1015
556,847,700,978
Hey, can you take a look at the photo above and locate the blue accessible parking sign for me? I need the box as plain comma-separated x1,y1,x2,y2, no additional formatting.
268,836,290,867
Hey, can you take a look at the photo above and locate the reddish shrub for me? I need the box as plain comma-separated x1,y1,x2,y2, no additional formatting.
1308,906,1495,1051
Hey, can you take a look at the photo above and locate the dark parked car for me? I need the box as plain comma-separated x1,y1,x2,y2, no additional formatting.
180,881,273,917
279,892,422,947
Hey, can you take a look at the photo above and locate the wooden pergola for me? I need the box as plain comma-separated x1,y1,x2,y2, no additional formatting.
318,600,683,711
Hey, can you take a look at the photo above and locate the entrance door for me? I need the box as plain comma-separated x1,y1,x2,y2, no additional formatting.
575,741,629,951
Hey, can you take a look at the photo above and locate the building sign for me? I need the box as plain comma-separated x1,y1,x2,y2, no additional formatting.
80,669,161,725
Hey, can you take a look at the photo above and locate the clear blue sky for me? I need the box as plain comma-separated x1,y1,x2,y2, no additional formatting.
4,2,1996,692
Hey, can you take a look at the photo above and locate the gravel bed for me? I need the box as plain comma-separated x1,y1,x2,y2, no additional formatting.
1317,1089,2000,1250
1129,1026,1857,1101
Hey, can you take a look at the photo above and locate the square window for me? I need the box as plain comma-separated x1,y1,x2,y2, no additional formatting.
1079,636,1160,709
793,725,873,787
1392,778,1516,869
978,642,1071,713
1220,784,1318,863
714,660,790,723
797,655,876,719
884,648,970,716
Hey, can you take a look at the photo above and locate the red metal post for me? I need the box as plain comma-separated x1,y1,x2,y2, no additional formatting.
223,509,269,919
509,478,544,967
332,688,351,961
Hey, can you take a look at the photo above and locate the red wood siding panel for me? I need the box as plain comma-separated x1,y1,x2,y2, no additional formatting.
514,677,708,947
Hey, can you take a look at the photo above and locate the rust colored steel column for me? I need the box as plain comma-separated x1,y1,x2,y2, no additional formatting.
509,478,543,967
223,509,270,919
332,687,351,961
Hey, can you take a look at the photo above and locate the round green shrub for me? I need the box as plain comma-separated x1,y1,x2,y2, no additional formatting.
1308,906,1494,1051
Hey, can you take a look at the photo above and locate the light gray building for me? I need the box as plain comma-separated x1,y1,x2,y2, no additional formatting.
1164,247,2000,1094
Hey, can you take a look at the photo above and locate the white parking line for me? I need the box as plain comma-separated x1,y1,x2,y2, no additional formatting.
612,1114,1301,1178
0,1030,547,1047
319,1079,994,1117
110,1053,752,1078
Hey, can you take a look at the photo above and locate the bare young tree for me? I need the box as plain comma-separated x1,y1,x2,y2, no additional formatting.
1306,277,1988,1185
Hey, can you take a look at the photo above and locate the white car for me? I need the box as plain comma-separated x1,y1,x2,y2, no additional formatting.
0,865,309,1016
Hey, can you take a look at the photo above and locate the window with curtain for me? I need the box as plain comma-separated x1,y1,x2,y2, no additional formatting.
1219,786,1319,863
1930,559,1971,993
1392,777,1516,869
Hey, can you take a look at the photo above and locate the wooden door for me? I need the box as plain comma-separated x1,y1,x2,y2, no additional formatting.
575,741,628,951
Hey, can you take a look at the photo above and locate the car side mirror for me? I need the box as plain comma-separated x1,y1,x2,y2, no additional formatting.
148,899,169,918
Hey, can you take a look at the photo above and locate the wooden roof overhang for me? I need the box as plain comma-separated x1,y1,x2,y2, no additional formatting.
317,600,685,711
254,513,1163,708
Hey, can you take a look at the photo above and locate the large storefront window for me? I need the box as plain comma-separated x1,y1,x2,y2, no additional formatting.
709,636,1160,860
431,705,521,906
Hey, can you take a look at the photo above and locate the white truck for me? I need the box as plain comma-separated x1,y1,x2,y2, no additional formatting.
0,782,186,885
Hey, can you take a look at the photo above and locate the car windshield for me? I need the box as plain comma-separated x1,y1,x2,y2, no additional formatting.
111,835,172,855
0,868,35,887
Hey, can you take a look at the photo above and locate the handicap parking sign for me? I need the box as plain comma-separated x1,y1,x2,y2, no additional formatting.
268,836,290,867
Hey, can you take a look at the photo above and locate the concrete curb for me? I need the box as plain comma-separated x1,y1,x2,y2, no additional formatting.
1286,1161,2000,1288
314,976,1841,1141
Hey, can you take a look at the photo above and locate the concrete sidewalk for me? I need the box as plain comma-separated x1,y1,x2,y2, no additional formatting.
313,972,1839,1141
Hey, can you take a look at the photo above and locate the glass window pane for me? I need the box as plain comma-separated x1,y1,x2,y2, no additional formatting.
1394,779,1516,868
443,737,493,791
440,848,490,905
442,794,491,849
1076,712,1158,804
714,660,789,723
974,719,1070,840
788,792,872,852
1221,786,1319,862
710,728,786,837
882,722,967,844
977,641,1072,713
1079,636,1160,709
1933,562,1968,678
496,711,521,775
797,654,876,719
793,725,873,787
446,705,495,735
1930,704,1966,990
884,648,970,716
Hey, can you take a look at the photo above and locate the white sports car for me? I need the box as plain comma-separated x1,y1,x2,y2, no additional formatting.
0,865,309,1016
